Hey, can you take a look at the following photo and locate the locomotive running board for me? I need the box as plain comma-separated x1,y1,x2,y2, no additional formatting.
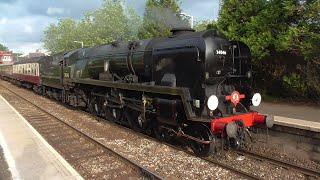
70,78,199,121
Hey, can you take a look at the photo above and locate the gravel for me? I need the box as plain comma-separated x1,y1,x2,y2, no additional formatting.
1,80,318,179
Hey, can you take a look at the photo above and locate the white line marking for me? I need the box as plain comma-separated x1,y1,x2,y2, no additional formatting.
0,131,21,180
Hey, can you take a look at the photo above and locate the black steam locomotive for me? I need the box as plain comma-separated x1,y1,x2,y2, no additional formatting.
0,28,272,156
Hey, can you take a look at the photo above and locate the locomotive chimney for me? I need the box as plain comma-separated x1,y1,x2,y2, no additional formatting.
170,27,195,36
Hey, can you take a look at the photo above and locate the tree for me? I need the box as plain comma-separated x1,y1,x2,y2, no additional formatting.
217,0,320,100
87,0,141,45
218,0,299,59
297,0,320,95
194,20,217,32
43,18,79,53
0,43,8,51
43,0,141,54
138,0,186,39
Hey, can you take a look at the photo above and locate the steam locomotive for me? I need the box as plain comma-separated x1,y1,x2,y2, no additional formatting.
0,28,273,156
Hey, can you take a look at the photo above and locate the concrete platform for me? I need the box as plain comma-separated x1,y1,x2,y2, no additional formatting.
253,102,320,122
252,102,320,133
274,116,320,133
0,95,83,180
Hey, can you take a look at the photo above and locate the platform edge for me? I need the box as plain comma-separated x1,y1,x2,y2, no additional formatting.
0,95,83,180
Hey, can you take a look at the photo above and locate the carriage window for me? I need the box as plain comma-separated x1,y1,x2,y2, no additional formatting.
36,64,39,76
35,64,37,76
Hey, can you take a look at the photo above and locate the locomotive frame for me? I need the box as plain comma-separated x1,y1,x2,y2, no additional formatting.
0,28,273,156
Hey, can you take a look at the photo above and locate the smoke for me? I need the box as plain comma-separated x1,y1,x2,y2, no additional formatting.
148,7,190,29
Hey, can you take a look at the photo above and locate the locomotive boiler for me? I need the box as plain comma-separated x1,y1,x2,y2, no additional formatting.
0,28,273,156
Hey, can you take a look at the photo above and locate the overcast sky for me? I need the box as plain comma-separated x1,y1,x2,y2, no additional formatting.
0,0,219,54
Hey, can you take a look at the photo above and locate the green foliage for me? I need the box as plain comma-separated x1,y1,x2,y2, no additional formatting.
43,0,141,54
138,0,186,39
297,1,320,96
283,73,308,95
43,0,185,53
296,0,320,60
0,43,9,51
218,0,299,59
194,20,217,32
218,0,320,101
218,0,319,60
43,18,78,53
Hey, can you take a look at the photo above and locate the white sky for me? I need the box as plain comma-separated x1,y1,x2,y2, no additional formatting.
0,0,219,54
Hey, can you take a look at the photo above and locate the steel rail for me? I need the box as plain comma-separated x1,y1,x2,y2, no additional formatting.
238,150,320,178
0,84,163,180
0,81,261,179
5,80,320,179
91,114,263,180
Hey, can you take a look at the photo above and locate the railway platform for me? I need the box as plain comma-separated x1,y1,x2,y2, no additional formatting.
253,102,320,138
0,95,83,180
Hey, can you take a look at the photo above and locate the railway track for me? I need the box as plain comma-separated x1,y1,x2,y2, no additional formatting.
1,81,317,179
74,103,320,179
0,83,261,179
0,85,163,180
237,150,320,179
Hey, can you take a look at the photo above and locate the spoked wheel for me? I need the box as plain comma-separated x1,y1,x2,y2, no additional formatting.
88,96,101,117
227,121,251,149
103,106,123,123
124,108,144,132
185,124,215,157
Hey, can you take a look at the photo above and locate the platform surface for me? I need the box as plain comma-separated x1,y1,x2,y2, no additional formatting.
274,116,320,132
0,95,83,180
253,102,320,132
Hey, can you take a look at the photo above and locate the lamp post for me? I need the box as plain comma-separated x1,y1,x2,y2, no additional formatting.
179,12,194,28
73,41,84,48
